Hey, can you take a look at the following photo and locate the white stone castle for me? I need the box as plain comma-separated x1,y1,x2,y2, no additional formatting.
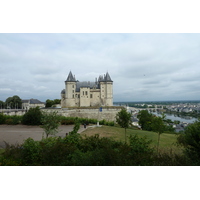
61,71,113,107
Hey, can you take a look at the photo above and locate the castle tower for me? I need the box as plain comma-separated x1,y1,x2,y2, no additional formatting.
99,72,113,106
64,71,77,107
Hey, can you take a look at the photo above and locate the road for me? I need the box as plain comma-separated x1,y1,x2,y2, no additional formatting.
0,124,88,148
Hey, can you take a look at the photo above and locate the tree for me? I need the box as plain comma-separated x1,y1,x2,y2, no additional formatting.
151,114,166,153
137,110,153,131
177,119,200,161
22,107,42,125
45,99,54,108
0,100,5,109
5,95,22,109
41,111,60,138
116,108,132,143
45,99,61,108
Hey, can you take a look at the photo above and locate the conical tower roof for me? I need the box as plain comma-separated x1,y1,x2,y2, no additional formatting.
104,72,113,82
66,71,76,82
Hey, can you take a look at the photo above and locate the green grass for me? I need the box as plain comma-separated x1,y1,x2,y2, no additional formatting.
82,125,180,152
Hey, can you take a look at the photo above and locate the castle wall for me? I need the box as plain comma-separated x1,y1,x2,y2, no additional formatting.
90,89,101,106
80,87,90,107
42,108,121,122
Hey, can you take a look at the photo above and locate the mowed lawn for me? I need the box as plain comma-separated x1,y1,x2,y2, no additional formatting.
82,125,181,152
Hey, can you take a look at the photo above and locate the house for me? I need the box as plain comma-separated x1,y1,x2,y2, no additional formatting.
61,71,113,107
22,99,45,110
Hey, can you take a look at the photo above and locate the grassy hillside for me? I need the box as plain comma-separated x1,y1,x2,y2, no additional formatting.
81,125,180,152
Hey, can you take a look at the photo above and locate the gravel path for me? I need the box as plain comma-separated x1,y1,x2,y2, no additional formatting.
0,124,88,148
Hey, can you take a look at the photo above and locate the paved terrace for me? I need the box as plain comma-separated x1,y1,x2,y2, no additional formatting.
0,124,89,148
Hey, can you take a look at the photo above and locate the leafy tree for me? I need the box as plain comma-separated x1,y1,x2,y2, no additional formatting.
5,95,22,109
45,99,61,107
0,100,5,109
41,111,60,138
137,110,153,131
116,108,132,143
151,115,166,153
53,99,61,104
177,119,200,162
45,99,54,108
22,107,42,125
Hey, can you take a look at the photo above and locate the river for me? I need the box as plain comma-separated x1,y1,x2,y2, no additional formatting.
151,112,197,123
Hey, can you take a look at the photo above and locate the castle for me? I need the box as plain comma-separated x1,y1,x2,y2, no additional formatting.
61,71,113,107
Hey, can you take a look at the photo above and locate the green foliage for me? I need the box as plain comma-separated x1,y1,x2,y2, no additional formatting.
0,114,22,125
22,107,42,125
116,108,132,142
45,99,61,108
0,100,5,108
137,110,154,131
0,113,6,124
128,134,153,165
5,95,22,109
177,119,200,164
0,133,155,166
116,108,132,129
41,111,60,138
21,138,41,165
1,132,198,166
68,119,80,135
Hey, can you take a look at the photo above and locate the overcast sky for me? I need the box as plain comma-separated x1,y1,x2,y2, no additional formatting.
1,33,200,102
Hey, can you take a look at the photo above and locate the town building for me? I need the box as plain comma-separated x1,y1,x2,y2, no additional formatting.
61,71,113,107
22,99,45,110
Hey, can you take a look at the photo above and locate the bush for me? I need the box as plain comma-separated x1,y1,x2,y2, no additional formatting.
5,119,13,125
41,111,60,138
0,113,6,124
177,119,200,164
22,107,42,125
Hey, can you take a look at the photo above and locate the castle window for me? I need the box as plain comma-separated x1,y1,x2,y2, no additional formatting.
73,94,74,98
72,85,74,88
86,91,88,95
90,94,93,98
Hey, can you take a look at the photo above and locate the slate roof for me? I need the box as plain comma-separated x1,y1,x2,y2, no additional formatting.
22,99,45,104
30,99,44,104
98,72,113,82
66,71,76,82
62,71,113,93
76,81,99,92
22,100,29,103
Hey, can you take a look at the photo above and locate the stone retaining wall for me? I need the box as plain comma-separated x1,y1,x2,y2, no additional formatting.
42,108,122,122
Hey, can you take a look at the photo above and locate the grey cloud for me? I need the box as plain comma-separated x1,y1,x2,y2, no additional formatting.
1,33,200,102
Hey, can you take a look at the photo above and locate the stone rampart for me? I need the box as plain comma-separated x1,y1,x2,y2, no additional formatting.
42,107,122,122
1,107,122,122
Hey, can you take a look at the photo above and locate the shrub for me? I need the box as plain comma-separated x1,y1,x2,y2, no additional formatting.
22,107,42,125
5,119,13,125
41,111,60,138
0,113,6,124
21,138,41,165
177,119,200,164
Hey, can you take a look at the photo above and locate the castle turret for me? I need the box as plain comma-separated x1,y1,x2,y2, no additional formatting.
64,71,77,107
99,72,113,106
